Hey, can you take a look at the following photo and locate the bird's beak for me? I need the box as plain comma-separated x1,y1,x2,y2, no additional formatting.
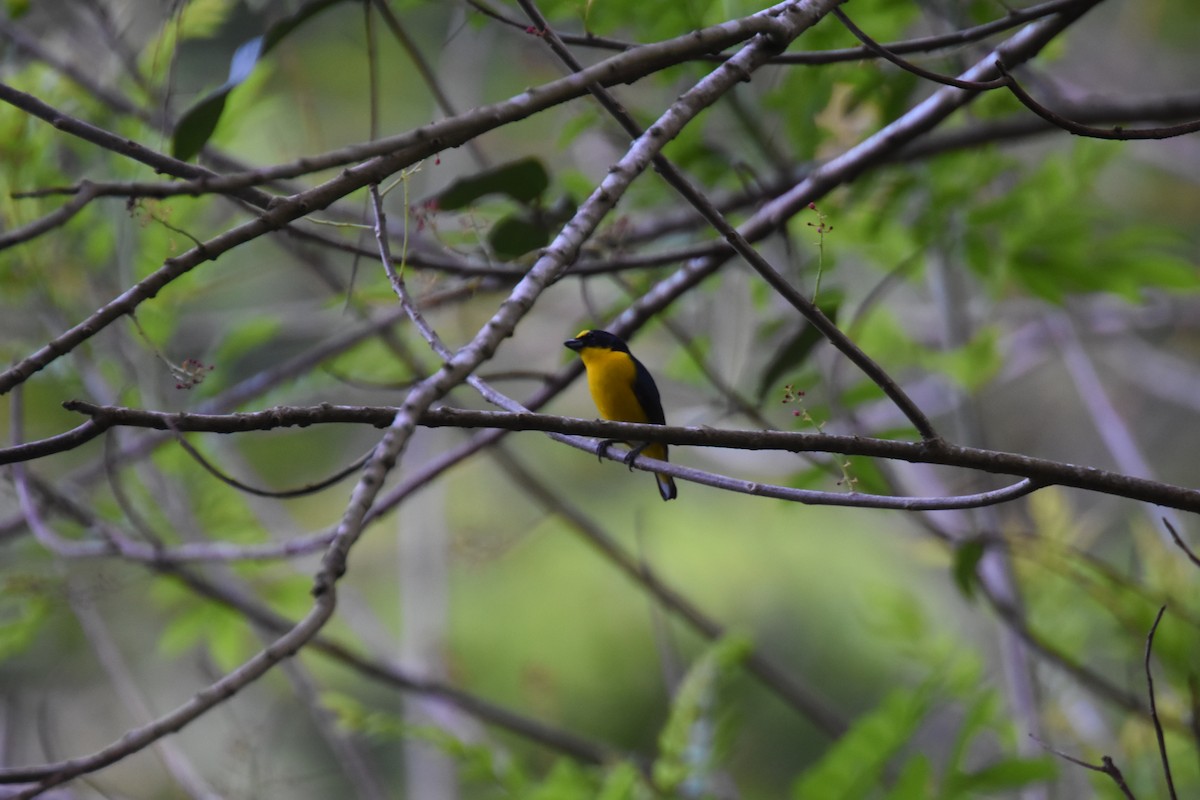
564,338,582,351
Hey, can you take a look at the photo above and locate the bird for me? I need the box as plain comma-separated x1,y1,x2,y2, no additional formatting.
564,329,677,501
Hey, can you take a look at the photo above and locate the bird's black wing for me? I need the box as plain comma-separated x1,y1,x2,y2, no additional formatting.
630,356,667,426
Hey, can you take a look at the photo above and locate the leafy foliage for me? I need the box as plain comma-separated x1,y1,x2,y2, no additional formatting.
1,1,1199,798
172,0,357,160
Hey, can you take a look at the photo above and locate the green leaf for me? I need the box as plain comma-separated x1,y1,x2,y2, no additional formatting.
172,0,355,161
791,684,936,800
324,691,530,792
175,0,238,40
172,36,260,161
952,538,987,600
944,690,1000,781
527,760,599,800
213,316,282,368
488,212,550,260
756,294,841,401
207,614,252,672
654,634,751,793
917,329,1001,392
435,157,551,211
0,581,50,661
558,109,600,149
945,757,1057,796
884,755,934,800
158,600,248,671
596,762,645,800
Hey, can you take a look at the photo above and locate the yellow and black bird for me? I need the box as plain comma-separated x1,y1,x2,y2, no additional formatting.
564,329,677,501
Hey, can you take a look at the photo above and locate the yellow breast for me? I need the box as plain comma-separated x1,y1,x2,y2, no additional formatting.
579,348,651,423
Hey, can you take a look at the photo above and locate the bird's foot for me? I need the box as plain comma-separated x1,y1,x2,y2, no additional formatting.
596,438,624,463
622,442,648,472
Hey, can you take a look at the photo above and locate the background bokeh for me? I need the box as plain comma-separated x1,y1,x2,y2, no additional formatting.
2,1,1200,798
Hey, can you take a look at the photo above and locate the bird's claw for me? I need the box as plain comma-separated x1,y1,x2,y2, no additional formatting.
596,438,622,463
623,443,648,472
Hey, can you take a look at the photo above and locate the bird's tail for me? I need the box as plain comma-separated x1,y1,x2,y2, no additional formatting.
642,441,677,501
656,472,677,501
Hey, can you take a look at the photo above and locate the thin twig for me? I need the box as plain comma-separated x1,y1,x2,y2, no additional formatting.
68,578,221,800
0,597,337,795
1030,736,1138,800
832,7,1006,91
166,422,372,499
2,6,820,202
1162,519,1200,569
1145,606,1178,800
980,579,1153,723
0,181,100,251
994,61,1200,140
840,0,1200,145
370,0,488,167
468,0,1083,66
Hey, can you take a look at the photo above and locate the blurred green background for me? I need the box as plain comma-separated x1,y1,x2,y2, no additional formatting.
2,0,1200,798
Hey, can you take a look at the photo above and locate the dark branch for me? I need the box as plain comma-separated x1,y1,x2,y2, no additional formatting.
1163,518,1200,569
1032,736,1138,800
46,402,1200,512
469,0,1084,66
832,8,1005,91
995,62,1200,140
1145,606,1178,800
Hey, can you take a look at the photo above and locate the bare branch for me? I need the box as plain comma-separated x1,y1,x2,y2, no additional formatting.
0,181,100,250
759,0,1104,232
163,567,627,766
3,3,823,204
470,0,1084,66
995,61,1200,140
1145,606,1178,800
1163,519,1200,569
519,0,939,440
1031,736,1138,800
0,81,271,207
68,581,220,800
0,598,336,793
50,401,1200,512
167,425,372,499
831,7,1007,91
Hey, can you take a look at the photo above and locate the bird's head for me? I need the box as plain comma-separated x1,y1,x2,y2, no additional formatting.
564,329,630,354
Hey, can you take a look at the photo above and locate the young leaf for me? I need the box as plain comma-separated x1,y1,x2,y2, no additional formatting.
791,684,936,800
952,538,987,601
